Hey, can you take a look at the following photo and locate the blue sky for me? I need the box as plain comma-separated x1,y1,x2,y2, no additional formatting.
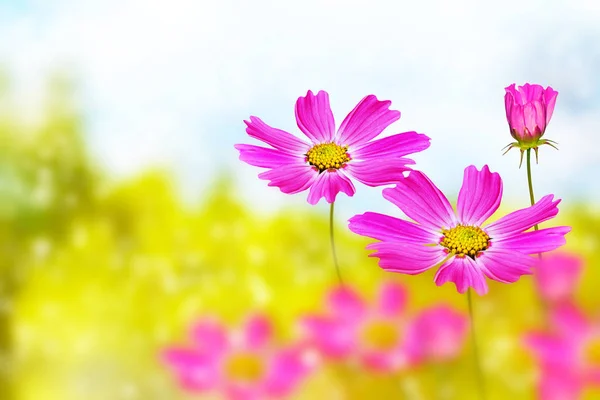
1,0,599,221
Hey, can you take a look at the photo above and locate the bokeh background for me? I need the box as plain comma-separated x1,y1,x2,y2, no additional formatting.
1,0,600,399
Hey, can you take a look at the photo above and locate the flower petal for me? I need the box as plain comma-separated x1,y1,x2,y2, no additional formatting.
306,170,355,205
434,256,488,295
244,116,309,154
485,194,561,239
258,164,318,195
243,314,272,350
264,346,314,397
493,226,571,254
336,94,401,148
544,87,559,125
235,144,303,168
366,242,447,275
476,248,535,284
348,212,439,244
383,171,456,232
189,319,229,356
405,305,468,362
377,281,408,317
350,131,431,160
360,347,410,373
294,90,336,143
345,158,413,187
300,315,355,358
162,348,220,391
457,165,503,226
326,285,368,322
550,303,591,340
534,252,583,304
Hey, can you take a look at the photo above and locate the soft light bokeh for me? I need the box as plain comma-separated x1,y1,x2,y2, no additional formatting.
1,1,600,399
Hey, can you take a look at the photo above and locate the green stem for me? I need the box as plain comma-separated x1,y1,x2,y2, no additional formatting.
526,149,539,231
329,201,343,284
467,289,486,400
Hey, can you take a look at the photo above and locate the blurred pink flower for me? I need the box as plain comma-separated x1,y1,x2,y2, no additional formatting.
524,303,600,399
348,165,571,295
235,90,430,205
301,282,416,373
405,305,468,362
503,83,559,165
533,252,583,304
162,315,315,400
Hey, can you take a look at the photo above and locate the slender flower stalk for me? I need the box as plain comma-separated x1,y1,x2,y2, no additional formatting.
329,201,343,284
467,289,486,400
526,149,539,231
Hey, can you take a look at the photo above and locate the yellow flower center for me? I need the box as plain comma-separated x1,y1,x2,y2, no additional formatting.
306,142,350,172
224,352,265,383
584,338,600,366
440,224,490,259
360,320,399,351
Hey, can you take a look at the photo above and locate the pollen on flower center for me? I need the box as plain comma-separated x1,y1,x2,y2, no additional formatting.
306,142,350,172
224,352,265,382
440,224,490,259
360,320,399,351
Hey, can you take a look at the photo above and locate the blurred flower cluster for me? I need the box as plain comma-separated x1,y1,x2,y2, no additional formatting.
162,282,468,399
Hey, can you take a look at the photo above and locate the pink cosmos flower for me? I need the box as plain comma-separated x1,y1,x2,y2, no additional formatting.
533,252,583,304
300,282,417,373
235,90,431,204
524,303,600,399
503,83,559,165
348,165,571,295
162,315,314,400
404,305,468,363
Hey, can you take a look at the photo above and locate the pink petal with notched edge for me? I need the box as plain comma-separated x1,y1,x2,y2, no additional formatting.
162,348,221,391
377,281,408,317
457,165,503,226
345,158,414,187
264,346,314,397
348,212,439,244
294,90,336,144
258,164,317,195
234,144,304,168
493,226,571,254
300,315,355,358
518,83,544,103
306,170,355,205
244,116,309,154
434,256,488,295
384,171,456,232
350,131,431,160
534,252,583,303
189,319,229,356
477,248,535,284
336,95,401,148
326,285,368,322
485,194,561,239
544,87,559,125
366,241,447,275
243,315,272,350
